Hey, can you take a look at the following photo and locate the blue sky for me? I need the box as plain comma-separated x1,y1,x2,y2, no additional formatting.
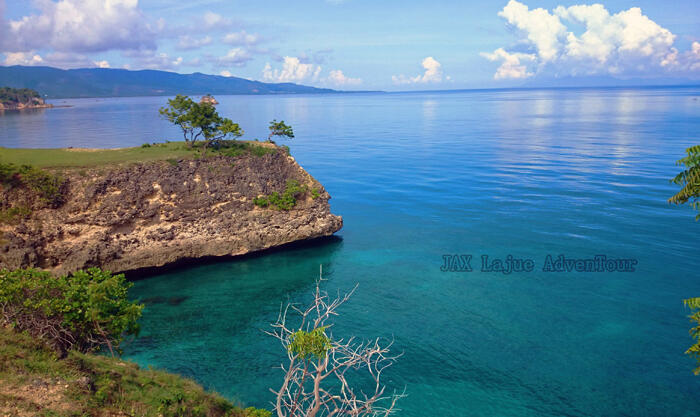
1,0,698,90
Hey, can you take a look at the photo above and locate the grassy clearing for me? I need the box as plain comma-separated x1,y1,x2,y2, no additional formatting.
0,141,280,169
0,327,269,417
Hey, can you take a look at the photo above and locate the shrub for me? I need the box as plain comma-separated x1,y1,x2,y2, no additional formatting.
0,268,143,355
0,205,32,224
0,162,66,207
253,179,313,211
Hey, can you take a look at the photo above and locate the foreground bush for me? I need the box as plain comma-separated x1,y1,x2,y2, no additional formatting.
0,327,270,417
0,267,143,355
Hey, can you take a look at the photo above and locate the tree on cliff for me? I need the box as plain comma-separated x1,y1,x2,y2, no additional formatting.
266,272,404,417
268,119,294,142
669,145,700,374
159,94,243,151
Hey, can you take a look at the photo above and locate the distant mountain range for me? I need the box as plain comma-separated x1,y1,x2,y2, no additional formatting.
0,65,338,98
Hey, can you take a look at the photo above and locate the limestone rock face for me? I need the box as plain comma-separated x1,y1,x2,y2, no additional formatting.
0,151,342,275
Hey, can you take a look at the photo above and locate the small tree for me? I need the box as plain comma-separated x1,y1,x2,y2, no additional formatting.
268,119,294,142
267,271,403,417
159,95,198,146
159,94,243,151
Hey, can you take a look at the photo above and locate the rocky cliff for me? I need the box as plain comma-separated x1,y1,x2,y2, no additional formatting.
0,149,342,275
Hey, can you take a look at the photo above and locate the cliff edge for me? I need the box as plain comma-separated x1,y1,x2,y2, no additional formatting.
0,146,342,275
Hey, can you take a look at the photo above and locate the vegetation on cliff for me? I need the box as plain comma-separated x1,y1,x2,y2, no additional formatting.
0,267,270,416
253,179,320,210
0,87,39,105
159,95,243,152
0,268,142,356
0,87,50,109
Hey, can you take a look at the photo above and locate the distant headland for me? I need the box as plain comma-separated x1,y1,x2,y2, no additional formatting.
0,87,53,110
0,65,344,99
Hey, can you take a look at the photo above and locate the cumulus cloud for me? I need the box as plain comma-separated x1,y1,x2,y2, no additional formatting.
202,11,232,30
176,35,212,50
3,52,44,66
484,0,700,80
1,0,156,53
324,70,362,86
262,56,321,83
480,48,535,80
222,30,260,46
3,51,115,69
123,49,184,70
220,70,233,77
392,57,447,85
217,48,254,67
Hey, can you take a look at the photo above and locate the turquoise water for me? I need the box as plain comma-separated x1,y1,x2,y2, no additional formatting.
2,88,700,416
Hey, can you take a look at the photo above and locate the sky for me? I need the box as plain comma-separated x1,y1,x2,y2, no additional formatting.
0,0,698,91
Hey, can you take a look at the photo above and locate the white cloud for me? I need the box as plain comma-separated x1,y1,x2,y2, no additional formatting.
3,51,114,69
176,35,212,50
484,1,700,80
202,11,231,29
325,70,362,86
499,0,567,62
222,30,260,46
218,48,253,67
123,49,184,70
480,48,535,80
392,57,446,85
3,52,43,66
2,0,156,53
220,70,233,77
262,56,321,83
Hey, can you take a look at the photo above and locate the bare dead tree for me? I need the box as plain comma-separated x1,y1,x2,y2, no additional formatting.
266,267,405,417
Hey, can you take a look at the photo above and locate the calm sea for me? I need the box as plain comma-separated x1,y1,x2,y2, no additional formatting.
2,88,700,417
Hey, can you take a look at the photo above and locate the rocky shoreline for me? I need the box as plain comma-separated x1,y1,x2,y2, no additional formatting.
0,149,342,275
0,97,53,111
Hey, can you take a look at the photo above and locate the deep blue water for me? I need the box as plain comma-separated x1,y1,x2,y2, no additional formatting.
1,88,700,416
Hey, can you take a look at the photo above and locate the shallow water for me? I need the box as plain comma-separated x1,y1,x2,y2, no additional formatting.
2,88,700,416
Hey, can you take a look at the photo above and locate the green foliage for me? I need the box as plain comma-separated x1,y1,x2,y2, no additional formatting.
0,268,143,355
0,162,65,207
142,143,152,148
253,179,317,210
287,327,332,360
0,87,40,106
244,407,272,417
685,297,700,375
0,327,268,417
669,144,700,220
160,94,243,151
267,119,294,142
0,205,31,224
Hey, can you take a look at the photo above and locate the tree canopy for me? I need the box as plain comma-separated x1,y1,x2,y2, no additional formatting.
159,94,243,151
0,87,41,106
669,145,700,220
268,119,294,142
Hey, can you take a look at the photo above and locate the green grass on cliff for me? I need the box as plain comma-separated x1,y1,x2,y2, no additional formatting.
0,141,279,169
0,326,270,417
